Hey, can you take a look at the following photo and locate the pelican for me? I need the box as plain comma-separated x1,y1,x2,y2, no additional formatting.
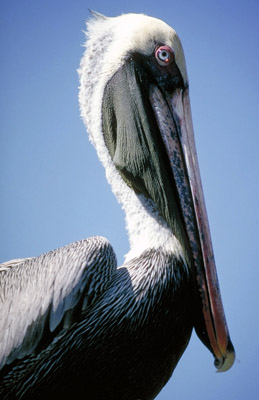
0,12,235,399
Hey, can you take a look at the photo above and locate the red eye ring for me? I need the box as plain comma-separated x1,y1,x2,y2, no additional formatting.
155,45,174,66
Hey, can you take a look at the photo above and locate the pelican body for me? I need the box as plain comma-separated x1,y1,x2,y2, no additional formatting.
0,13,235,399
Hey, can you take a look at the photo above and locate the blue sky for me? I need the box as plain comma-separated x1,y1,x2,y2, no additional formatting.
0,0,258,398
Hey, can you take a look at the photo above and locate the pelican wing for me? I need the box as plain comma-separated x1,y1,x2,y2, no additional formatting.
0,237,117,368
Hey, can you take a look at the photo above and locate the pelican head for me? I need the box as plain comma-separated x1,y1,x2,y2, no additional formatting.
79,12,235,373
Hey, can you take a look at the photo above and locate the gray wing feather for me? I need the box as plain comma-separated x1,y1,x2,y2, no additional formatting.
0,236,117,368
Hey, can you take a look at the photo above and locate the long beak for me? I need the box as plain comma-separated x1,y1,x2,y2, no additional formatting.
102,58,235,370
150,86,235,372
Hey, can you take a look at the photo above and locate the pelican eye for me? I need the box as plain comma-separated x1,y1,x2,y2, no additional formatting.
155,45,174,66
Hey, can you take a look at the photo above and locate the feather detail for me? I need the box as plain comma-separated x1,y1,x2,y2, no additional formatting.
0,237,116,368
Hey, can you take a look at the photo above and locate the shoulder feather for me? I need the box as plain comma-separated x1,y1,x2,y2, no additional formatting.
0,237,117,368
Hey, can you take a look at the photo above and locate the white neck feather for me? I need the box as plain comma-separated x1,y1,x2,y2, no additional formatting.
78,13,185,263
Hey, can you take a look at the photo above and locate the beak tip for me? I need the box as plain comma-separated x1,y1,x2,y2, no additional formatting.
214,340,235,372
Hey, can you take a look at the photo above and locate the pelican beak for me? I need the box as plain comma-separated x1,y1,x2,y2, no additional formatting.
150,86,235,371
102,56,235,371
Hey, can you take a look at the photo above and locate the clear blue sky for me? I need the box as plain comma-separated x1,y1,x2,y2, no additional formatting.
0,1,258,399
